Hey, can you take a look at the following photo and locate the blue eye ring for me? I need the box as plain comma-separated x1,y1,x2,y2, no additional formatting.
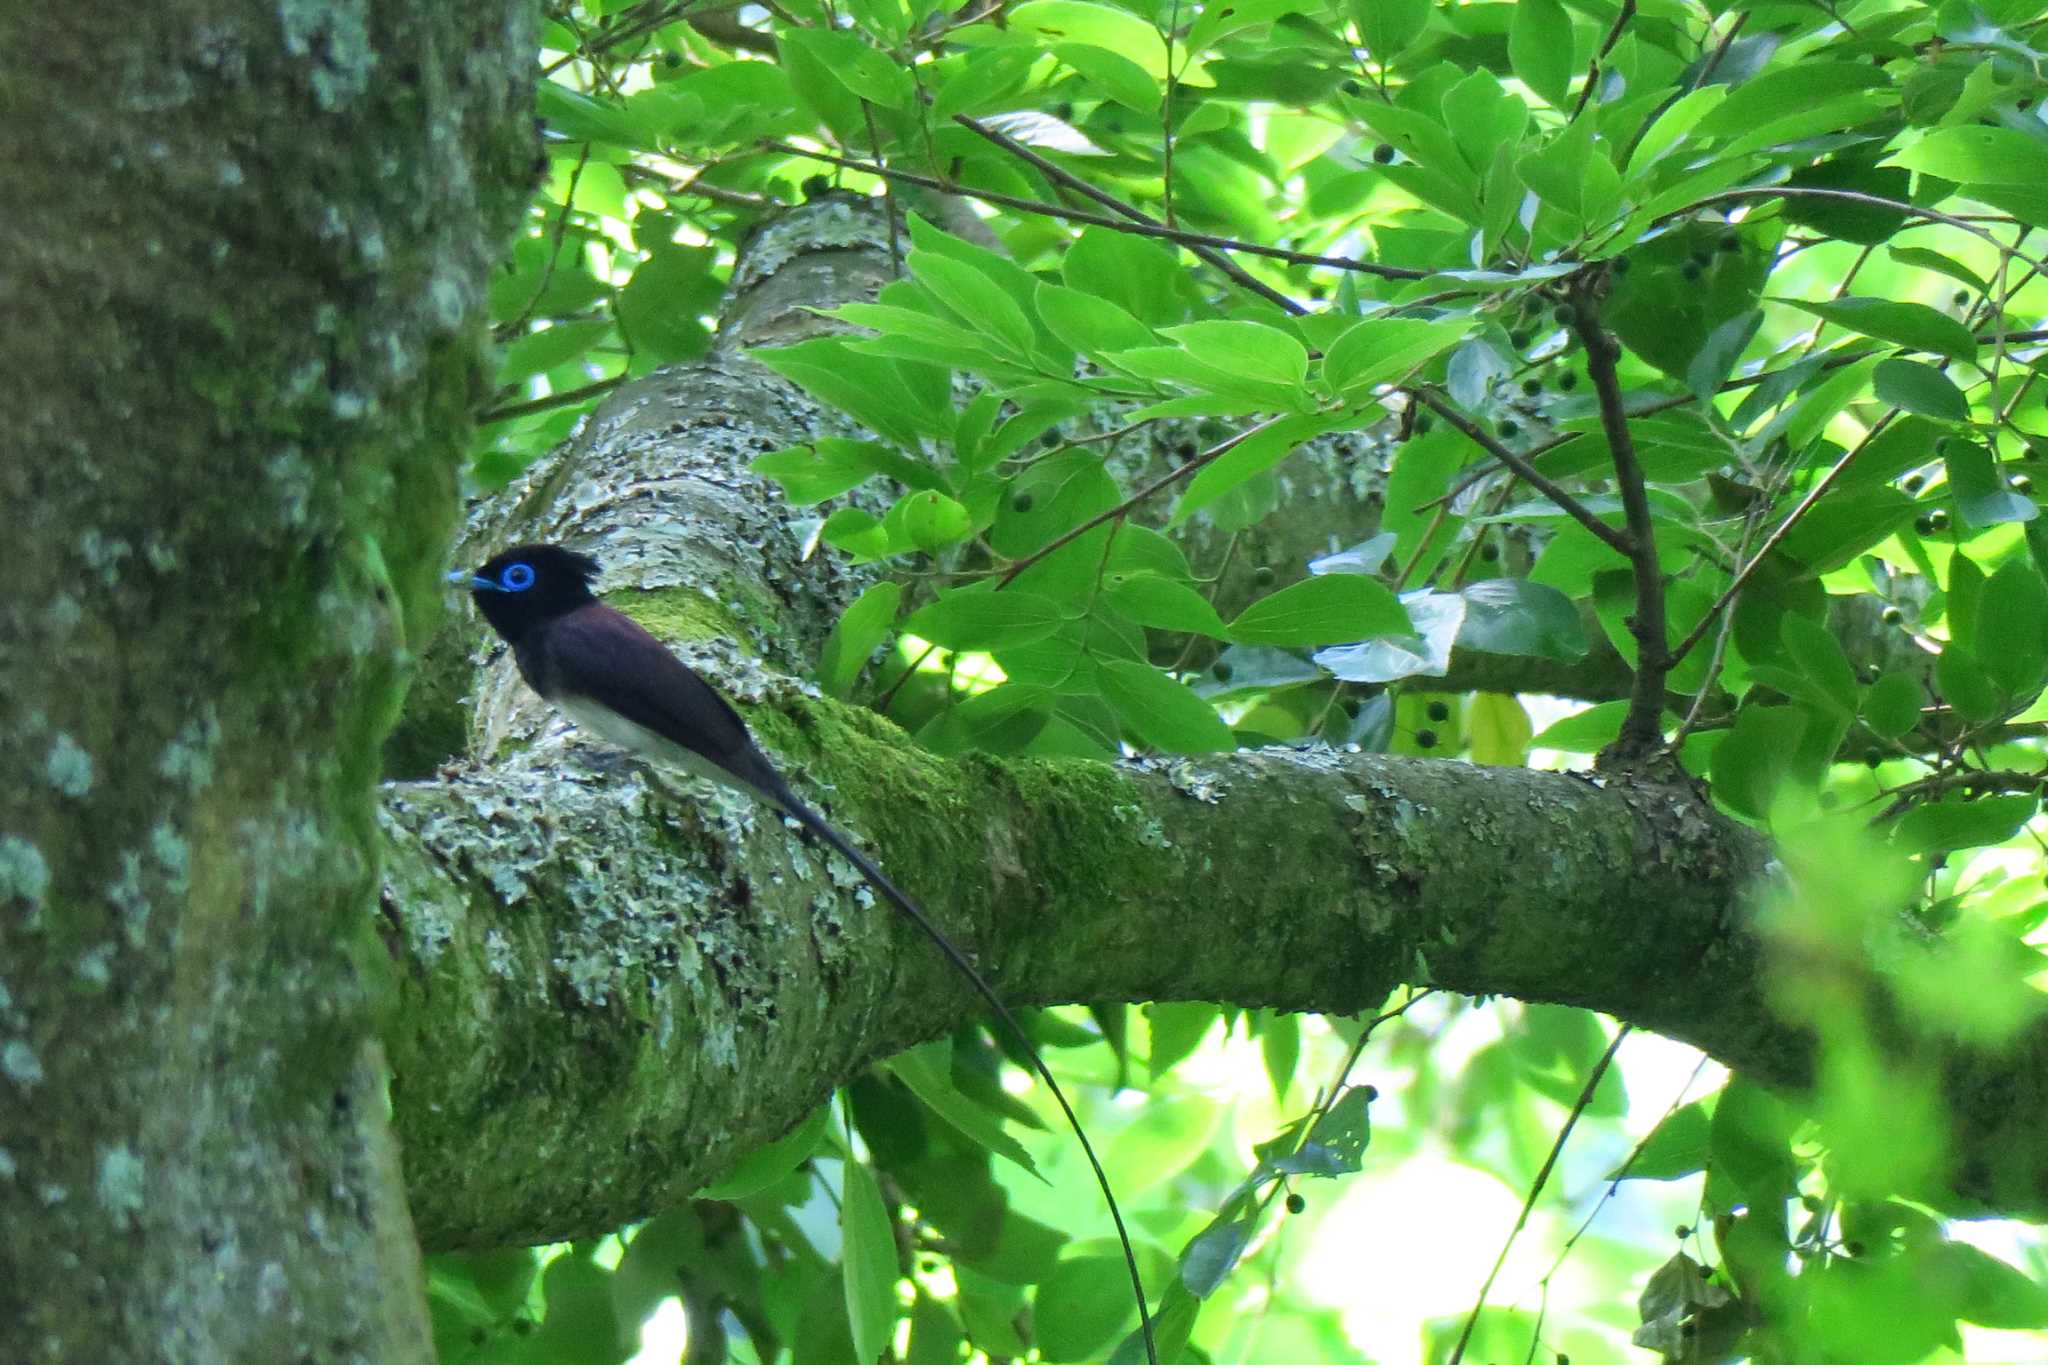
500,562,536,592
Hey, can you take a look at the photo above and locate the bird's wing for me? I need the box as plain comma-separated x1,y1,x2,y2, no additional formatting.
538,604,792,802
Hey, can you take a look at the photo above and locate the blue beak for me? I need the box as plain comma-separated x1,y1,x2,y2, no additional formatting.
448,569,496,591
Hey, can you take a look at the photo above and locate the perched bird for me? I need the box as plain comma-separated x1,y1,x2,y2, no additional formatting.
451,543,1155,1363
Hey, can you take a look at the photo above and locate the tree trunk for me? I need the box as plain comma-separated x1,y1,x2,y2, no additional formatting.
0,6,533,1359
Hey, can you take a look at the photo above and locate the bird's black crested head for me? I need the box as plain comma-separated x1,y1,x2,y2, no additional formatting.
453,543,601,641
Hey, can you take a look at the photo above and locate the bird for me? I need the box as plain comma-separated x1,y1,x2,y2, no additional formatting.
451,542,1156,1364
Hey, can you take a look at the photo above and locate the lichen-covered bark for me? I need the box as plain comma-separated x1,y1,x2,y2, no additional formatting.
384,702,1778,1245
0,5,532,1360
388,672,2048,1241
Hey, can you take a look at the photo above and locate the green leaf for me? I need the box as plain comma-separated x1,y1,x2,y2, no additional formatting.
535,80,643,145
1615,1101,1712,1181
1781,612,1859,716
904,589,1065,651
907,1296,966,1365
754,338,942,450
912,251,1038,358
1937,644,2003,723
1508,0,1574,107
1034,1256,1138,1360
1532,700,1632,753
841,1157,900,1364
1228,575,1410,646
820,506,894,560
886,1043,1044,1180
1779,487,1916,574
1148,1002,1219,1078
1778,296,1978,364
1098,660,1237,752
1946,439,2038,529
619,245,718,363
1887,125,2048,186
1065,227,1183,327
498,318,609,386
1035,282,1156,358
1872,357,1970,423
783,26,915,109
1860,672,1924,742
1160,320,1309,390
1893,794,2037,856
1170,412,1349,526
1781,157,1910,246
1712,705,1809,820
1935,1241,2048,1329
1179,1215,1253,1298
1517,115,1595,219
1456,578,1587,659
1004,0,1172,78
1054,42,1160,111
1322,318,1469,394
1467,693,1532,767
1886,244,1987,294
1302,1084,1373,1173
819,582,902,699
1101,572,1229,637
1979,559,2048,695
1350,0,1428,58
1260,1009,1299,1100
832,301,1012,364
698,1102,831,1199
1623,86,1728,179
1709,1077,1800,1206
753,438,898,504
1686,309,1763,402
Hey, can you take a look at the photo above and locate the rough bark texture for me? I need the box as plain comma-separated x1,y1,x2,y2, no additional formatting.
386,728,1777,1246
0,5,532,1360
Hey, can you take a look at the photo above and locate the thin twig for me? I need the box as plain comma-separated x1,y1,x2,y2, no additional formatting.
950,117,1302,317
1571,275,1667,760
766,140,1422,290
480,373,628,423
1681,187,2048,279
1446,1024,1630,1365
995,415,1301,588
1570,0,1636,121
1408,390,1636,557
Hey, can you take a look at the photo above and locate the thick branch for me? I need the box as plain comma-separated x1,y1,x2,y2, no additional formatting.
384,716,1782,1246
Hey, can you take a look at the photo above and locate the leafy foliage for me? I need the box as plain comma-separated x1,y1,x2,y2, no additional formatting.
457,0,2048,1360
